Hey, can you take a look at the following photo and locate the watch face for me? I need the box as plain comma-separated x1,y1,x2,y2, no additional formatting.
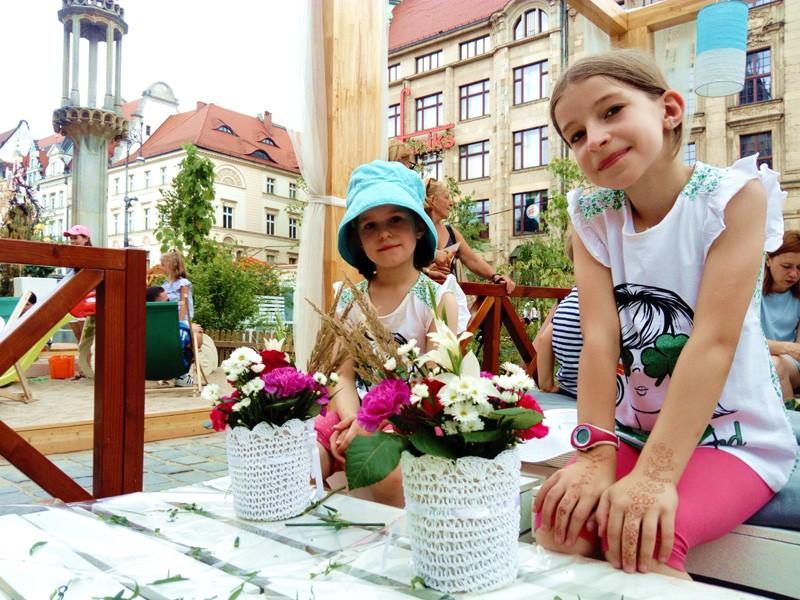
574,426,591,446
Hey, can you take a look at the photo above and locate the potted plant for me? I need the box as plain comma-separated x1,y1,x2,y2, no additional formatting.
204,339,333,521
344,319,549,593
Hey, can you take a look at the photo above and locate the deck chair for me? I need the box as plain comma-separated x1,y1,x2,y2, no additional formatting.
0,294,72,402
145,301,205,396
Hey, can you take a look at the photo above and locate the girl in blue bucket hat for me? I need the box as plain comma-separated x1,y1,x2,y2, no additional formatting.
315,160,460,506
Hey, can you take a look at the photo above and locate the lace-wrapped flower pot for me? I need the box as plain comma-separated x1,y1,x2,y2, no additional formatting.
226,419,311,521
400,447,520,593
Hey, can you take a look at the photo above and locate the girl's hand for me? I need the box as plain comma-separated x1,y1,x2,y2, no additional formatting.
330,415,368,463
596,466,678,573
781,342,800,361
534,447,616,547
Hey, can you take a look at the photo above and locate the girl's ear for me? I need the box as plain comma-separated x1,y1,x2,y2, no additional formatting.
661,90,685,131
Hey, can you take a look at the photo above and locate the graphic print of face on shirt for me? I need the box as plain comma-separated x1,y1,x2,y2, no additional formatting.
614,284,735,431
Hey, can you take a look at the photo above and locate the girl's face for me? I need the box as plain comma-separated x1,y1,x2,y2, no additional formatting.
356,205,422,269
67,234,88,246
554,76,679,190
767,251,800,293
429,188,453,220
160,256,174,274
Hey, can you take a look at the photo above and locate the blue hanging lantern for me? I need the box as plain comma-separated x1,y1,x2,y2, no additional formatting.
694,0,749,97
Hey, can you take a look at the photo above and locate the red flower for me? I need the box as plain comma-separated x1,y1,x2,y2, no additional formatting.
419,379,444,420
516,393,549,440
260,349,290,373
210,401,236,432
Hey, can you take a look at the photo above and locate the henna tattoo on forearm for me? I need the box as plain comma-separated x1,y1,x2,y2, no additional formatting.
621,443,676,566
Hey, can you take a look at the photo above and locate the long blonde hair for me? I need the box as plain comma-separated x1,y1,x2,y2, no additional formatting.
161,250,188,280
549,49,683,158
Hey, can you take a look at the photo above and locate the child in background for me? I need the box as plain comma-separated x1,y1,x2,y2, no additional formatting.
534,50,797,578
146,285,194,378
315,160,459,506
160,251,194,325
64,224,95,379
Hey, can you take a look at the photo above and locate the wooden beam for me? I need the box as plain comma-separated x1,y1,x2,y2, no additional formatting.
626,0,715,33
568,0,628,36
321,0,384,307
0,239,127,270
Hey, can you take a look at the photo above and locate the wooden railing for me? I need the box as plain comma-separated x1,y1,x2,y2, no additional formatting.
460,282,571,377
0,239,146,501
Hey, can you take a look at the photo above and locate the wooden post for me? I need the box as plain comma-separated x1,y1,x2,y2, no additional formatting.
321,0,384,307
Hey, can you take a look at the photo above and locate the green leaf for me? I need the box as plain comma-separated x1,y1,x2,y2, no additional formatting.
345,432,407,489
461,429,503,443
29,541,47,555
503,410,543,430
233,535,240,548
410,575,426,590
148,574,189,585
409,428,458,459
491,407,529,417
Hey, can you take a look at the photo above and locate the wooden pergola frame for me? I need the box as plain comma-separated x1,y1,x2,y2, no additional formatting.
569,0,716,50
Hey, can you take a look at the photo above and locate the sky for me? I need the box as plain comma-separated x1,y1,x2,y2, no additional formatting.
0,0,304,139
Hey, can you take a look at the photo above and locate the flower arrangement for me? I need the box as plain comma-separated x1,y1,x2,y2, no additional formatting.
204,339,334,431
345,320,548,489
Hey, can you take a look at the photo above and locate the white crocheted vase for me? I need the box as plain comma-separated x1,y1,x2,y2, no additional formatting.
400,447,520,593
226,418,312,521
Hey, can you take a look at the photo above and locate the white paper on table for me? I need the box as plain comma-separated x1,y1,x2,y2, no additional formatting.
518,409,577,466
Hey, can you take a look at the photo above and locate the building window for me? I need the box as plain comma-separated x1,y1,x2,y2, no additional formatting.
288,256,298,265
265,177,275,194
216,124,235,135
58,190,64,208
144,170,150,188
388,104,401,138
126,209,133,233
415,50,442,74
265,212,275,235
459,140,490,180
513,191,548,235
114,177,120,194
460,79,490,120
145,125,151,136
747,0,775,6
288,217,298,239
419,152,442,180
415,92,443,131
160,166,167,185
514,8,548,40
740,131,772,169
113,213,119,235
513,60,549,104
249,149,272,161
740,48,771,105
472,199,490,239
261,137,277,146
460,35,490,60
266,254,276,264
513,126,548,170
222,205,233,229
128,173,134,190
684,142,696,166
388,63,400,82
143,207,150,230
289,182,297,199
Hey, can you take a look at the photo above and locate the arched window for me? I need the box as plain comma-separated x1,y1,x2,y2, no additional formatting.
249,149,273,161
260,137,277,146
514,8,548,40
216,124,235,135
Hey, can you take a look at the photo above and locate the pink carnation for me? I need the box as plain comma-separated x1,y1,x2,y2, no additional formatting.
517,393,549,440
358,379,411,432
261,367,314,398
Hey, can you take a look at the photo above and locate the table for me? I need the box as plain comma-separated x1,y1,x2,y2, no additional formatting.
0,477,765,599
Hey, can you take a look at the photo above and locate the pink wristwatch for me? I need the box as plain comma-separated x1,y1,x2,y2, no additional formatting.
570,423,620,451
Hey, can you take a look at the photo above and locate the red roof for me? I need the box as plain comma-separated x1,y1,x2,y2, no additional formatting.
0,128,14,147
117,103,299,173
389,0,509,52
35,133,67,175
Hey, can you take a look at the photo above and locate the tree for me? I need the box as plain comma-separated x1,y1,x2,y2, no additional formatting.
443,175,488,255
155,144,216,264
189,247,263,330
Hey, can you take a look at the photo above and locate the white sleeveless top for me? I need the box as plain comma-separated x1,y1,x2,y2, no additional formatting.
568,155,797,492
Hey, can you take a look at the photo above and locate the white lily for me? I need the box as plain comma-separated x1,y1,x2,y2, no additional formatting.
418,319,472,372
383,357,397,371
263,337,285,351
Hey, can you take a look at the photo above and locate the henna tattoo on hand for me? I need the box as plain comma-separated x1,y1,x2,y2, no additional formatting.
621,443,676,566
557,450,613,527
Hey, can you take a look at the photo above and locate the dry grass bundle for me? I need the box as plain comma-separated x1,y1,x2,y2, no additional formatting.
308,278,401,383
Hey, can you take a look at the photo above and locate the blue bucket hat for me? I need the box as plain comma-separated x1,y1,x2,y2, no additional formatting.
338,160,437,268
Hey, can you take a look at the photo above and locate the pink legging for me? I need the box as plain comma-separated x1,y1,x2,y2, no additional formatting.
535,443,774,571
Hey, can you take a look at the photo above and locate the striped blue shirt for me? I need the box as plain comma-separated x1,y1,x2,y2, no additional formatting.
552,287,581,398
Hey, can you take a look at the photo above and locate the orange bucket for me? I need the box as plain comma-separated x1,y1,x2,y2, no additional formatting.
48,355,75,379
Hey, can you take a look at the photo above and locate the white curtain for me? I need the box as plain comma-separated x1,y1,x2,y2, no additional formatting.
655,22,697,126
290,0,388,370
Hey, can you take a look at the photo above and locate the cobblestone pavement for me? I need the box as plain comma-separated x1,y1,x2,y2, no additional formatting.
0,432,227,513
